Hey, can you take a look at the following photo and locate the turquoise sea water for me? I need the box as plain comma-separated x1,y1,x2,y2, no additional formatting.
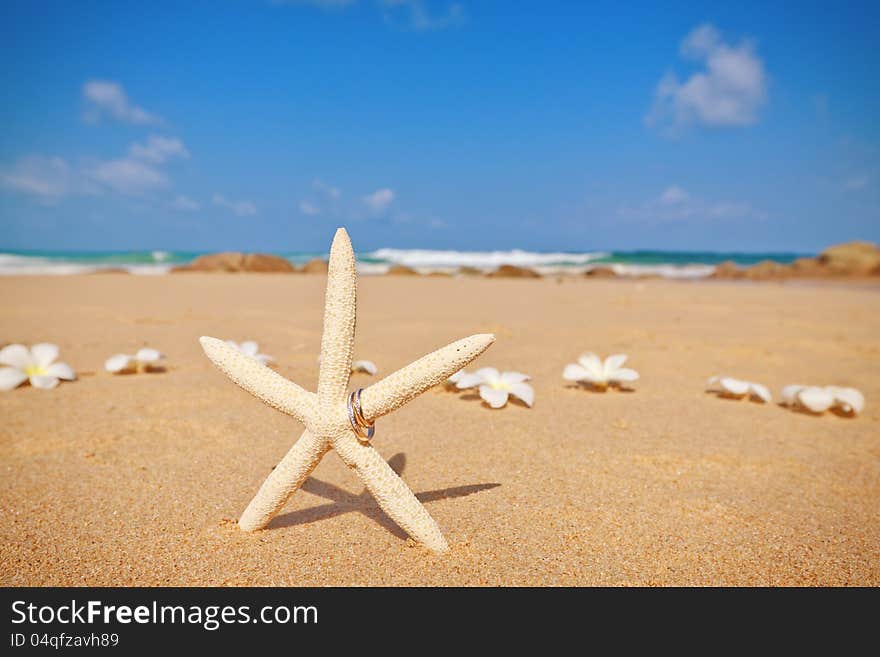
0,248,807,278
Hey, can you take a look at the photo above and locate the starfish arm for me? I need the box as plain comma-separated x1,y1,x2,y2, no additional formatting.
200,336,316,425
359,333,495,421
317,227,357,401
331,433,449,552
238,429,330,531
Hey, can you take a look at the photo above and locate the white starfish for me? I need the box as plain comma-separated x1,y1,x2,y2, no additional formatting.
199,228,494,552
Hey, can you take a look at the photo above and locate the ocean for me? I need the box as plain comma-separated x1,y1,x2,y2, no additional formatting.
0,248,806,278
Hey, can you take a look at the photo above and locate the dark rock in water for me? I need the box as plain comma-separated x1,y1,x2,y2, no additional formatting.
242,253,296,273
456,266,483,276
387,264,419,276
817,241,880,275
173,251,295,273
301,258,329,274
709,261,744,279
486,264,542,278
790,257,827,276
585,266,617,278
174,251,245,272
743,260,791,280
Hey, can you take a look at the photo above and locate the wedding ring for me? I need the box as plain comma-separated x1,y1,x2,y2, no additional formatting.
347,388,375,442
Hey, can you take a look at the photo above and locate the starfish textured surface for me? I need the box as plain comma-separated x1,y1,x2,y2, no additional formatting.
200,228,494,552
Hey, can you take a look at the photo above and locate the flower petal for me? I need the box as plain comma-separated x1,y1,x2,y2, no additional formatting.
796,386,834,413
479,385,509,409
135,348,162,363
828,387,864,415
455,372,486,389
748,382,772,403
225,340,240,350
474,367,501,383
0,367,28,391
611,368,640,383
604,354,628,374
45,362,76,380
105,354,133,373
29,375,59,389
563,363,590,382
30,343,59,368
0,344,31,369
509,382,535,407
781,385,805,406
240,341,259,356
351,359,377,375
706,375,721,390
577,353,605,379
501,371,530,384
448,369,465,384
719,377,749,396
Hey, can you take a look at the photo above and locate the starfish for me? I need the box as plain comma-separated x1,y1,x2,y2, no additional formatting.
199,228,494,552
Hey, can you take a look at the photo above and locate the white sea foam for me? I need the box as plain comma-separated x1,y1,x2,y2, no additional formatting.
0,253,171,275
366,248,609,270
0,249,718,278
603,263,715,279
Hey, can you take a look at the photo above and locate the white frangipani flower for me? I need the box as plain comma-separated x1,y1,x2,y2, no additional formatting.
455,367,534,409
445,368,466,389
706,376,772,403
0,343,76,391
782,385,864,416
562,353,639,389
351,359,377,375
226,340,274,365
105,347,165,374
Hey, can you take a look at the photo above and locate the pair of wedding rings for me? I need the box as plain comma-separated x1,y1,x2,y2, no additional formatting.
346,388,375,442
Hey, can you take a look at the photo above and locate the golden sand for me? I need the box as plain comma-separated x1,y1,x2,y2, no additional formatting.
1,274,878,585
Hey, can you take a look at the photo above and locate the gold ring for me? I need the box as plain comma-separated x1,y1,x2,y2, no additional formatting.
347,388,375,442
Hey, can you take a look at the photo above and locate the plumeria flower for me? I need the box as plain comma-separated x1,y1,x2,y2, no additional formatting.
706,376,772,403
782,385,864,416
0,343,76,391
444,369,466,390
455,367,534,409
226,340,274,365
562,353,639,390
351,360,377,375
105,348,165,374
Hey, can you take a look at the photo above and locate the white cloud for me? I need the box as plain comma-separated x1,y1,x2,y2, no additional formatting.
313,178,341,199
213,194,257,217
381,0,465,31
130,136,189,164
658,185,690,205
90,158,167,194
172,195,201,211
0,156,73,199
82,80,159,125
619,186,767,223
363,187,395,213
299,200,321,215
647,24,767,133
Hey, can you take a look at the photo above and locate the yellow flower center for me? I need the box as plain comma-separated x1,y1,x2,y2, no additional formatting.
24,365,47,376
488,380,509,391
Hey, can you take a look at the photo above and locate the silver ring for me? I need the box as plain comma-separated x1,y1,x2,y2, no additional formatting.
347,388,375,442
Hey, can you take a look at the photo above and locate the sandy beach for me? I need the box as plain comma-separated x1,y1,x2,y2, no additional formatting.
1,273,878,586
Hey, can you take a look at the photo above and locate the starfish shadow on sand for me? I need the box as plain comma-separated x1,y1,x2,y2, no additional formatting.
269,453,500,540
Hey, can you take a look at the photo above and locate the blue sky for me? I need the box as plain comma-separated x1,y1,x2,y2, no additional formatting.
1,0,878,253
